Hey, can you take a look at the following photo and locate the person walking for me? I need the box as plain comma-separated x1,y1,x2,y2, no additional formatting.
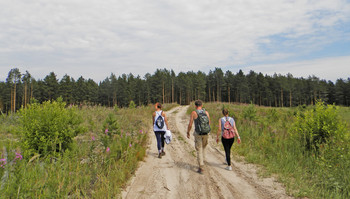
187,100,211,174
153,102,169,159
216,109,241,171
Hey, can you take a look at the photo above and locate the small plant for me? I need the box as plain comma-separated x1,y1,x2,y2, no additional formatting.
293,101,347,152
101,113,120,148
242,103,257,121
129,100,136,109
17,97,85,157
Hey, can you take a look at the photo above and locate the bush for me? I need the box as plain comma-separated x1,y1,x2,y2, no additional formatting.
242,103,257,121
17,97,85,157
101,113,120,148
129,100,136,109
293,101,347,152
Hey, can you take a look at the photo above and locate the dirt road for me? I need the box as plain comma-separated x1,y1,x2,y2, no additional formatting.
122,106,293,199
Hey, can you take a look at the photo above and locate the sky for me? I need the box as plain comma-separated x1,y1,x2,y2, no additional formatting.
0,0,349,83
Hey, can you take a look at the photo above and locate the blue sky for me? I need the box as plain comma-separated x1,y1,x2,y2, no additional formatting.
0,0,349,83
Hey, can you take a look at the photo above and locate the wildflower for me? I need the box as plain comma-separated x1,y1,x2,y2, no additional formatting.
15,152,23,161
106,147,110,152
91,136,96,141
105,129,109,135
139,130,143,134
0,158,6,168
129,143,132,147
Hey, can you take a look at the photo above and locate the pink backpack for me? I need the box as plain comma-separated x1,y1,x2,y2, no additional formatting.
223,117,235,139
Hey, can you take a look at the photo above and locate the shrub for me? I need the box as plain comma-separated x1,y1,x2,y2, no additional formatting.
17,97,85,157
101,113,120,148
293,101,347,152
242,103,257,121
129,100,136,109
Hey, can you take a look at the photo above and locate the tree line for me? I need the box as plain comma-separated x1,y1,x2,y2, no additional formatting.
0,68,349,113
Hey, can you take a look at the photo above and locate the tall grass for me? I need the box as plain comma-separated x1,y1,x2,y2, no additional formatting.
203,102,350,198
0,103,159,198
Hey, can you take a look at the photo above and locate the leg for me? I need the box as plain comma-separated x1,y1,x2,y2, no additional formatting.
222,137,234,165
202,134,209,162
160,131,166,155
154,131,162,153
160,131,165,149
194,134,204,169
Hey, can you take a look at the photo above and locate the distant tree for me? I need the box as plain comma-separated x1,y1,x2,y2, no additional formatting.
98,77,111,106
326,81,336,104
86,78,98,104
59,74,75,104
224,71,234,103
75,76,88,104
235,70,249,103
6,68,21,112
335,78,348,106
22,71,33,108
43,72,59,101
0,81,6,112
1,68,349,109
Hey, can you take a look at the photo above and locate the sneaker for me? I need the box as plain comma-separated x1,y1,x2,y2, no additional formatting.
225,166,232,171
197,167,203,174
161,151,166,156
158,153,162,159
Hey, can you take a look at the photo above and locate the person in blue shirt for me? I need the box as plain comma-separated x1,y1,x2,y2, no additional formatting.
216,109,241,171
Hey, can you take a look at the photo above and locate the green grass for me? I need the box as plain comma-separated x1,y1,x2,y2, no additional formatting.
339,106,350,128
201,102,350,199
0,103,171,198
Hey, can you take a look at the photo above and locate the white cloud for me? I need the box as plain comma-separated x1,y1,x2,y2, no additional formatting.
0,0,349,82
242,56,350,82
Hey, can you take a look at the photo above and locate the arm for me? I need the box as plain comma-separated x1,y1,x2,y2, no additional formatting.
233,122,241,143
216,119,221,143
187,111,195,138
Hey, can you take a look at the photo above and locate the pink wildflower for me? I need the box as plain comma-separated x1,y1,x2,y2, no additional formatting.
91,136,96,141
139,130,143,134
15,152,23,161
105,129,109,135
0,158,6,168
106,147,110,152
129,143,132,147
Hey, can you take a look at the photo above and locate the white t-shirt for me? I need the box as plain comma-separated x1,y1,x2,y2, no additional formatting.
153,111,167,131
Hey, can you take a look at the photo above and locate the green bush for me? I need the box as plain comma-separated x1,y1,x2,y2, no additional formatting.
101,113,120,148
242,103,257,121
17,97,85,157
293,101,347,152
129,100,136,109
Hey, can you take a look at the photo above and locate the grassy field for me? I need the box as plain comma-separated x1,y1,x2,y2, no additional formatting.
200,102,350,199
1,101,348,198
0,103,178,198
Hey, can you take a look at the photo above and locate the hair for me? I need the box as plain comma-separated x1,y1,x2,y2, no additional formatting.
222,109,229,116
156,102,162,109
195,100,202,107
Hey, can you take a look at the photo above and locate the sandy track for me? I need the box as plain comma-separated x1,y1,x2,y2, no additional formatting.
122,106,293,199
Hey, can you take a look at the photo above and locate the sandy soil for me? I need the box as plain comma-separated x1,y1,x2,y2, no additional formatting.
122,106,293,199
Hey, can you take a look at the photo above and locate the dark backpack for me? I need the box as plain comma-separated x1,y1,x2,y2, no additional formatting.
223,117,235,139
195,109,211,135
155,111,165,129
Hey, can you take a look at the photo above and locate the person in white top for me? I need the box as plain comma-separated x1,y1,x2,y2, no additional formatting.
216,109,241,171
152,102,170,158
